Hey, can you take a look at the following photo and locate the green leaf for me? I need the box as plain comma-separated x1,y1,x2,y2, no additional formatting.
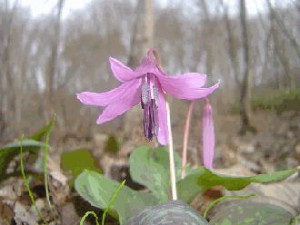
177,167,299,203
126,200,209,225
30,120,55,141
0,121,54,182
61,149,103,186
209,201,294,225
104,134,120,154
74,170,158,225
129,146,181,203
0,139,48,181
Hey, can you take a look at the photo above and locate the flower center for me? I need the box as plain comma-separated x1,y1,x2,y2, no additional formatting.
141,74,159,141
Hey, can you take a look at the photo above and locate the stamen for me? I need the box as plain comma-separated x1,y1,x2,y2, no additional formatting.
141,74,159,141
141,83,149,105
152,87,159,106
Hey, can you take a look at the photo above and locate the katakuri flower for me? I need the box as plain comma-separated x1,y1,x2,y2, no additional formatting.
77,49,219,145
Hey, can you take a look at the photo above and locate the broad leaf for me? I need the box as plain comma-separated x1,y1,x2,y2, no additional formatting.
129,146,181,202
75,170,158,225
30,120,55,141
61,149,102,186
126,200,209,225
177,167,299,203
0,121,54,181
209,201,294,225
0,139,48,181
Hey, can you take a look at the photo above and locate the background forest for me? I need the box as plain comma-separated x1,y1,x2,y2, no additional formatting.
1,0,299,166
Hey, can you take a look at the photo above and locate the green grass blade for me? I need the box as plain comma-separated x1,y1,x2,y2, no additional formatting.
43,122,53,208
80,211,100,225
20,136,46,223
102,180,126,225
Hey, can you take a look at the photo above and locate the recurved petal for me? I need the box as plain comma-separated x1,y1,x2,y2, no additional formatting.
157,72,207,89
135,53,161,76
96,80,142,124
76,80,139,106
157,88,169,145
159,76,220,100
109,57,139,82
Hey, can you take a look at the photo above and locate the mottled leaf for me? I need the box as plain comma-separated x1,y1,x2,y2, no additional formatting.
209,201,294,225
74,170,158,225
177,166,299,203
129,146,181,202
126,200,209,225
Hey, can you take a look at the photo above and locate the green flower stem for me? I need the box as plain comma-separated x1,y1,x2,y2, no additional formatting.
166,100,177,200
43,123,53,208
80,211,100,225
20,136,46,223
102,180,126,225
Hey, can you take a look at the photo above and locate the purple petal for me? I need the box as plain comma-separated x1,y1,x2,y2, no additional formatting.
157,87,168,145
135,51,161,76
96,81,142,124
76,80,139,106
158,74,220,100
158,72,207,89
109,57,139,82
202,98,215,169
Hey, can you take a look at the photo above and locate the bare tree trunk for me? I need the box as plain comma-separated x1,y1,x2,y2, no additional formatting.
199,0,213,76
239,0,256,135
267,0,295,90
123,0,154,139
127,0,153,67
45,0,64,120
219,0,240,86
0,0,18,136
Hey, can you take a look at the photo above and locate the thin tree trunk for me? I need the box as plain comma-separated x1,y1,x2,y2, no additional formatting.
219,0,240,86
0,0,18,135
267,0,295,90
123,0,154,138
200,0,213,76
45,0,64,120
127,0,153,67
239,0,256,135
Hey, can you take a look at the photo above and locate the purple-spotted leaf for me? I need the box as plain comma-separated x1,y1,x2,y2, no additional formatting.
177,166,299,203
209,201,294,225
126,200,209,225
74,170,158,225
129,146,181,202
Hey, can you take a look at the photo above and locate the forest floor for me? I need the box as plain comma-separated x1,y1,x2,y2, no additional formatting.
0,109,299,224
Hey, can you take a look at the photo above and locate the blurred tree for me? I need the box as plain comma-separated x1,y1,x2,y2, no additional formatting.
219,0,241,86
127,0,154,67
0,0,17,135
45,0,64,120
124,0,154,140
267,0,298,90
239,0,256,135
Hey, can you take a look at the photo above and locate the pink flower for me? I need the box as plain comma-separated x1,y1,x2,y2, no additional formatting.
202,98,215,169
77,49,219,145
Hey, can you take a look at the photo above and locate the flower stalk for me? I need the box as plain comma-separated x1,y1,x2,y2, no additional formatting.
165,99,177,200
154,50,177,200
181,100,195,179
